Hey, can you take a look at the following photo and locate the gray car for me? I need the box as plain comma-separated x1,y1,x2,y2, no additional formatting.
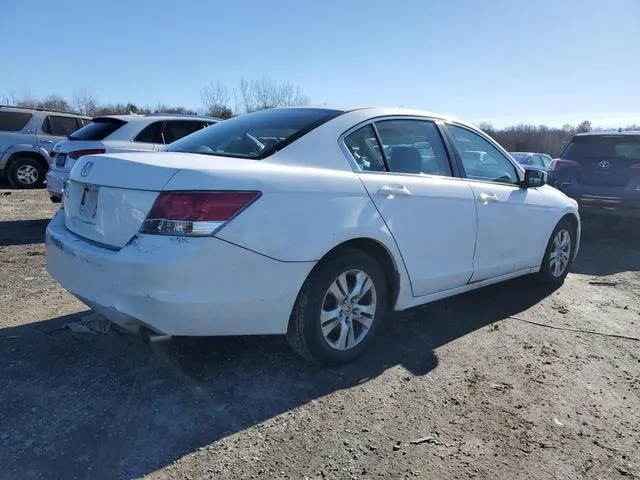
548,131,640,219
0,105,90,188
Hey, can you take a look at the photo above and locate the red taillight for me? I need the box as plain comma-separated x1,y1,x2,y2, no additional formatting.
69,148,105,159
140,191,261,236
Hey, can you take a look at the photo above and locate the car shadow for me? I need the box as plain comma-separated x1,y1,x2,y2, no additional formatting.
0,278,554,480
571,220,640,276
0,219,50,246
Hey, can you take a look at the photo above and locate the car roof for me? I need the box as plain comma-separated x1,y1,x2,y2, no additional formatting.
91,113,221,122
268,104,472,127
575,131,640,137
0,104,89,118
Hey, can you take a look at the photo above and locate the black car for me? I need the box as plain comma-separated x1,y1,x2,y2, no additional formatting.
549,131,640,220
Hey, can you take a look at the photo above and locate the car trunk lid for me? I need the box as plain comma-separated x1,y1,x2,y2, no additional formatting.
63,152,183,248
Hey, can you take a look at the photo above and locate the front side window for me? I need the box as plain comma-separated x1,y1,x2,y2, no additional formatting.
374,119,453,176
446,124,519,184
165,108,345,159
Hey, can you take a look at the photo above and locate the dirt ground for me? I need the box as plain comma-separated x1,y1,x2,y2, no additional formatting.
0,187,638,480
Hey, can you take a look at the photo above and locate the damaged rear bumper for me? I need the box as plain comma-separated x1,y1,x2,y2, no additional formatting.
45,210,314,336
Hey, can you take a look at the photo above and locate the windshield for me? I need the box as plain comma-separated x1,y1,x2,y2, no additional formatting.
164,107,344,159
561,135,640,161
510,152,529,162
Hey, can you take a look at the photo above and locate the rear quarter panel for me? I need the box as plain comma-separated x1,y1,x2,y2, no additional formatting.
165,164,401,262
164,162,414,309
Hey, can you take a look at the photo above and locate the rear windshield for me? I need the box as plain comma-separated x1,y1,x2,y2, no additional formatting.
69,118,127,141
0,111,32,132
164,107,345,159
561,135,640,161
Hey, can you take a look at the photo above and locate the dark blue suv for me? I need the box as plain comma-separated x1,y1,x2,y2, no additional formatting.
549,131,640,220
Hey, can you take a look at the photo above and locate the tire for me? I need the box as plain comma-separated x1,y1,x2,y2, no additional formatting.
7,157,46,189
286,248,388,366
535,217,576,285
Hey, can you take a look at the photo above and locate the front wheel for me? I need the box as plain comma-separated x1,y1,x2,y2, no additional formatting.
535,218,576,285
286,248,388,366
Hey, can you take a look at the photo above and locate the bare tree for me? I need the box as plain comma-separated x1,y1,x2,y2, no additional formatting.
575,120,592,134
235,77,310,113
38,94,71,112
201,82,232,118
72,87,98,116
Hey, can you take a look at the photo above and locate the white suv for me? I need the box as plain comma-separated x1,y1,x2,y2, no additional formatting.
46,113,219,202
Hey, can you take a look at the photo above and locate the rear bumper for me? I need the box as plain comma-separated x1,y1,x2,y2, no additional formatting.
578,203,640,219
45,169,68,196
45,210,314,336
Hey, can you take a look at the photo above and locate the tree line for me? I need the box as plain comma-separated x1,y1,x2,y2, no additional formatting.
3,81,638,157
1,76,311,120
478,120,639,157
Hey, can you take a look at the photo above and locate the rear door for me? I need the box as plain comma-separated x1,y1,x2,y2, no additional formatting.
37,115,83,153
345,118,478,297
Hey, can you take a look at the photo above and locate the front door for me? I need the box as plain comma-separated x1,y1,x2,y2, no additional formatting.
444,123,550,282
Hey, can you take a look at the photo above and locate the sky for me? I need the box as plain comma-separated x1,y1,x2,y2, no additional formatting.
2,0,639,128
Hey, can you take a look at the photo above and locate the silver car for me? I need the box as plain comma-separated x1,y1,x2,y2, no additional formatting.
0,105,90,189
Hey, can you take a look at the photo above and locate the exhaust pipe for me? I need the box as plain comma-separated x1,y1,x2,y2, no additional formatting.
139,326,172,344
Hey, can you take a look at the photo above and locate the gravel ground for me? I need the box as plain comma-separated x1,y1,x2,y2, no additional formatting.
0,187,639,480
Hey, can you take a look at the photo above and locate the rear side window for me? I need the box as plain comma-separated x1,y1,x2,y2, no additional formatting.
69,118,127,141
562,135,640,161
161,120,209,144
42,115,82,136
0,111,32,132
134,122,163,143
165,108,344,159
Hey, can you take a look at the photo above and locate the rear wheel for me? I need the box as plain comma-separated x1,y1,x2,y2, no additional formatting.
286,248,388,366
7,158,46,189
535,218,575,285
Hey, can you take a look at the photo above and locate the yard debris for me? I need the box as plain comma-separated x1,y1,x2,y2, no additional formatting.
410,436,440,445
65,313,112,334
589,280,618,287
490,382,513,391
553,417,565,427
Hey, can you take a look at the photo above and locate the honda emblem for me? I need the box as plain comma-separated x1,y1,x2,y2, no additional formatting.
80,161,93,177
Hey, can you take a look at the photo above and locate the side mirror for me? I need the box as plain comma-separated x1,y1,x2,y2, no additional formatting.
522,168,547,188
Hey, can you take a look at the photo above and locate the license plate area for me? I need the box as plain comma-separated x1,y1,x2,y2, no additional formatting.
78,184,99,221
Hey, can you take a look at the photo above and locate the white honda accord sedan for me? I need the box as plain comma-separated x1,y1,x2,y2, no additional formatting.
46,106,580,366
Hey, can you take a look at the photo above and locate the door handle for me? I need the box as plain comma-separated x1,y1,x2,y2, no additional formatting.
377,184,412,198
478,192,499,204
